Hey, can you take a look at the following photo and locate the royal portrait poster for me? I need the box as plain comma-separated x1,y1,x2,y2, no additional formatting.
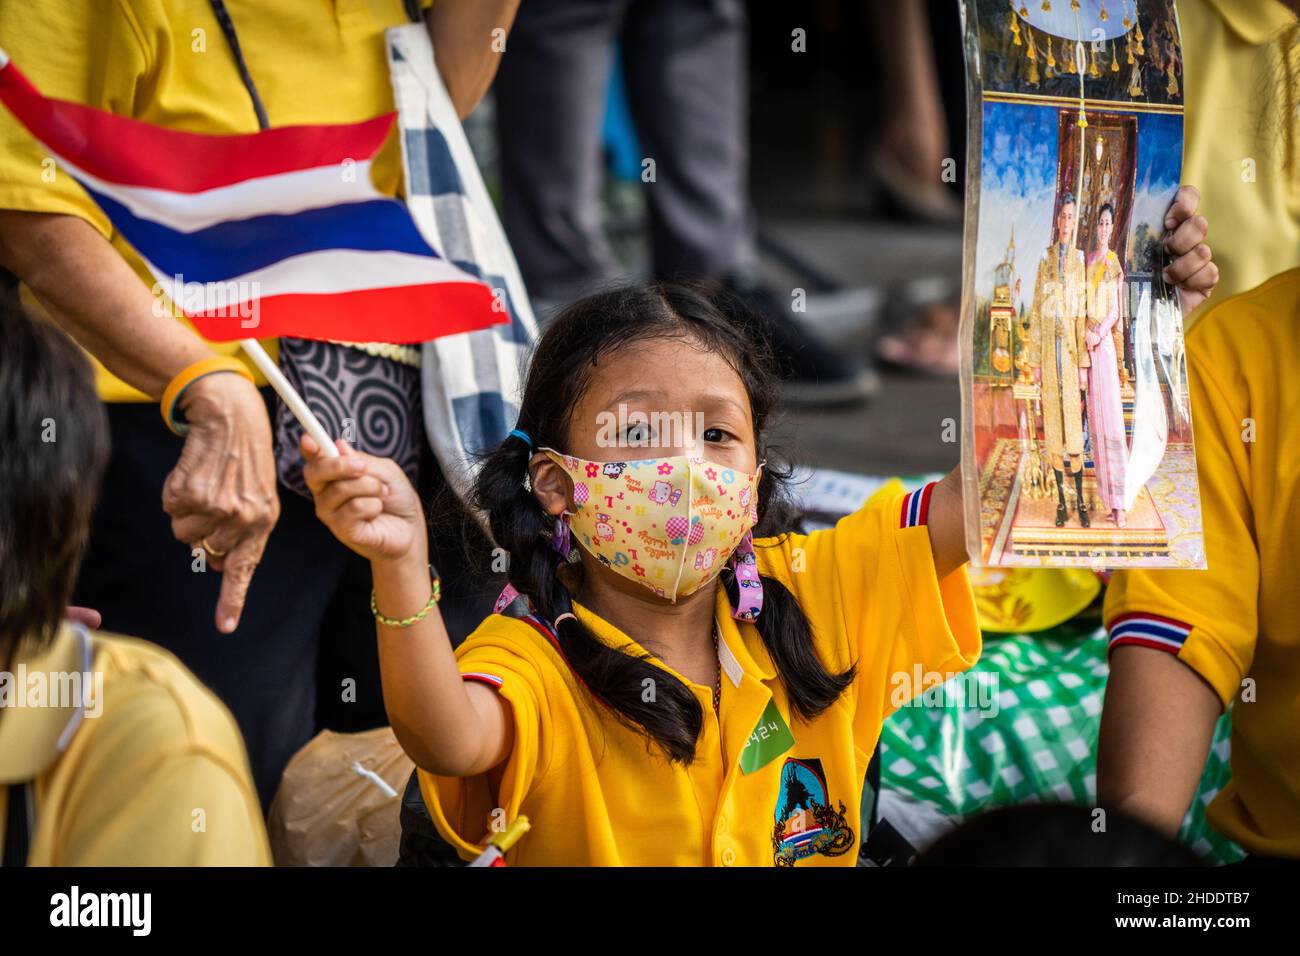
959,0,1205,569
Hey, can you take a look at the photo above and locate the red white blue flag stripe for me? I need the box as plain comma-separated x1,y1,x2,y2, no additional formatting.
900,481,936,529
1106,612,1192,655
0,52,502,344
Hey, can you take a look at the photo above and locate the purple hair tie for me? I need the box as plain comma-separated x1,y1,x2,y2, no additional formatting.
551,513,572,559
729,531,763,621
493,514,577,614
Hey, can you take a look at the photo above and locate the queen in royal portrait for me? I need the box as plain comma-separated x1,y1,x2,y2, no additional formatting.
1084,201,1130,527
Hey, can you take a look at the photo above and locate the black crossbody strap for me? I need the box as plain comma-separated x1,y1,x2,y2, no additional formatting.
203,0,429,502
208,0,269,130
3,783,32,867
209,0,425,132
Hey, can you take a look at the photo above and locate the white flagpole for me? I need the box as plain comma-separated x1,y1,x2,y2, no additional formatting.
238,338,339,458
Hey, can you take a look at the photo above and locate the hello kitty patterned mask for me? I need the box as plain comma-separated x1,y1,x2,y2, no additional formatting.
540,448,765,617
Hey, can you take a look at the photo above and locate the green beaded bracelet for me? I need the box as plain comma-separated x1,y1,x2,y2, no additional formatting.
371,575,441,628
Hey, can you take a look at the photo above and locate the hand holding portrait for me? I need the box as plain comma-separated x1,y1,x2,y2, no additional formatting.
1162,185,1218,316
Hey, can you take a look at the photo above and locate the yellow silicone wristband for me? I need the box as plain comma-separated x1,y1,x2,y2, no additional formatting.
161,357,255,436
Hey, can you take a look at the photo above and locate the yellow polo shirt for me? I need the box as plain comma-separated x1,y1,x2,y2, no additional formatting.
419,487,981,866
1105,268,1300,859
1179,0,1298,323
0,624,270,866
0,0,429,402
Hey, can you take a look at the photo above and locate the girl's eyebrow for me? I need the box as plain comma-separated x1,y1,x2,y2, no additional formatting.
609,389,748,417
609,388,668,404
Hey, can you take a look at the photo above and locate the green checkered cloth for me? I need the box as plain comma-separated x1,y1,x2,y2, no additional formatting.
879,616,1243,864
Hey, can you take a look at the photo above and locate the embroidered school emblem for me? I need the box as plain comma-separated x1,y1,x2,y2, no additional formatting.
770,757,854,866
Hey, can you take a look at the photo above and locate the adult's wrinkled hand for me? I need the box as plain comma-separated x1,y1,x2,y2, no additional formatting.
162,372,279,633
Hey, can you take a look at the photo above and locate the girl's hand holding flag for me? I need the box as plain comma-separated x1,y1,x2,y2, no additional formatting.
301,434,515,779
299,436,424,565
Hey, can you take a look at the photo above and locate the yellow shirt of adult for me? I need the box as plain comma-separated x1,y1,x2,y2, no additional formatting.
419,487,982,866
1179,0,1298,323
0,0,430,402
1105,268,1300,859
0,624,270,865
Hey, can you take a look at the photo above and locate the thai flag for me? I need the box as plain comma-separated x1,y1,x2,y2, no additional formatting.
900,481,936,529
1106,611,1192,656
0,51,502,344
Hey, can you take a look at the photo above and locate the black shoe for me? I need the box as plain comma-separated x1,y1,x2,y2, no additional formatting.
1072,470,1090,529
722,279,879,408
1052,469,1069,527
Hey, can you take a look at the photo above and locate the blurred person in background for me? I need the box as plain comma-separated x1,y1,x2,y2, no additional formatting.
1097,0,1298,868
1176,0,1297,323
0,291,269,866
1099,266,1300,866
869,0,967,377
863,0,964,227
492,0,877,406
0,0,518,810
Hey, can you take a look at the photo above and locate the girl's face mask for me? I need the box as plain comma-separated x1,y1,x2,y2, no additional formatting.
541,448,763,609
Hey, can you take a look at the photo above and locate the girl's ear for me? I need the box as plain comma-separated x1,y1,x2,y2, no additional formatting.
529,454,570,517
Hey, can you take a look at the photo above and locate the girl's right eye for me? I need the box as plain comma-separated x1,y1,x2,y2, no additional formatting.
624,423,655,446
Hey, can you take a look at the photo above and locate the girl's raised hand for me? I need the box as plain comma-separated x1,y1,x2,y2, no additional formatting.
301,435,425,564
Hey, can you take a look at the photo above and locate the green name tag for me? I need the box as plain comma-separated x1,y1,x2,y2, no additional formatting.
739,699,795,775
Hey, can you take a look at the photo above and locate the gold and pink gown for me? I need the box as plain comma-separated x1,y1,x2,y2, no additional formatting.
1085,249,1128,512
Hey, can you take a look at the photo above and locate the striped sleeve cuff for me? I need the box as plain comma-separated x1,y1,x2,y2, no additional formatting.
899,481,937,529
1106,612,1192,656
462,671,504,689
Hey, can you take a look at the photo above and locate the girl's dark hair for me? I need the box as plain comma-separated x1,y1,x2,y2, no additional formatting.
472,281,853,763
0,289,109,658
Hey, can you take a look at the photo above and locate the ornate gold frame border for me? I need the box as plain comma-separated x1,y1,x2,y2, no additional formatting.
981,90,1184,115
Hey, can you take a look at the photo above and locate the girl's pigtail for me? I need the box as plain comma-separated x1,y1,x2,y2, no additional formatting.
740,573,855,723
733,458,855,723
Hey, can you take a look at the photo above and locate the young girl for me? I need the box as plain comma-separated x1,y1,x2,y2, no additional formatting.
301,281,972,866
302,180,1215,865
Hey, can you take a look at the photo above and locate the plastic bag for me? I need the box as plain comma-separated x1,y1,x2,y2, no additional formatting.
267,727,414,867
